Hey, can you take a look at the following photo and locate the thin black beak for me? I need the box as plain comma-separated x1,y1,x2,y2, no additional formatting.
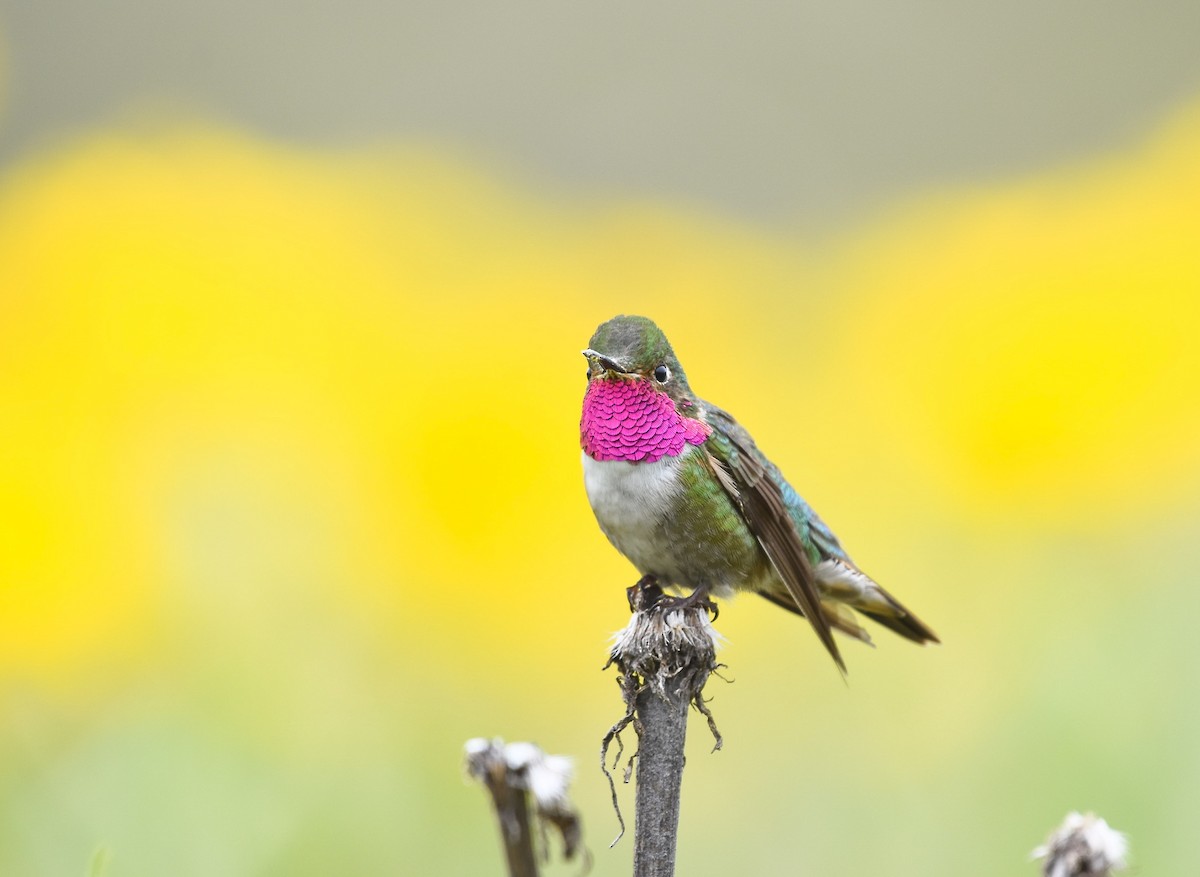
582,348,629,375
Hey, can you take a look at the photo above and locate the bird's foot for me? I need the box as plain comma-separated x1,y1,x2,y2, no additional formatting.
626,575,663,613
654,586,720,621
626,578,720,619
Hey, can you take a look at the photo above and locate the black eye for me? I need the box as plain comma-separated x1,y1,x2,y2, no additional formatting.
653,364,670,383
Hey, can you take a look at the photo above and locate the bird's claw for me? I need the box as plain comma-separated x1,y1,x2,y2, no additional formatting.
626,576,665,613
626,581,719,620
661,589,719,621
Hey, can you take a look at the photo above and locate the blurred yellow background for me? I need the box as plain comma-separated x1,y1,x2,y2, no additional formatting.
2,4,1199,875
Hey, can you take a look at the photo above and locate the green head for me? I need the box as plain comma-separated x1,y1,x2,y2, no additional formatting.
583,315,695,404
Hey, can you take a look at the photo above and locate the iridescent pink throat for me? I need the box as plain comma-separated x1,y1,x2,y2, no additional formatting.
580,377,712,463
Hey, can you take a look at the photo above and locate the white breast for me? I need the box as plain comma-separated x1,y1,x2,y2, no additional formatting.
581,449,687,573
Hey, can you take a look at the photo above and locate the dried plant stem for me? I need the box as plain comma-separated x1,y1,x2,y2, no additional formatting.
466,738,584,877
480,765,539,877
632,673,690,876
602,578,724,877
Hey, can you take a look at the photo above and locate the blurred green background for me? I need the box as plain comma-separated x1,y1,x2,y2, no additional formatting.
2,2,1199,875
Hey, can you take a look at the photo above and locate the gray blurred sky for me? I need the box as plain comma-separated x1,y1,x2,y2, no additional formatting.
2,0,1199,226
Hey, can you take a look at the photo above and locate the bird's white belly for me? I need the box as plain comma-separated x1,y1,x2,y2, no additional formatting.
581,449,687,575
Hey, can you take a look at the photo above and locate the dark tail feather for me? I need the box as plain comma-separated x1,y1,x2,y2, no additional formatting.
758,591,873,644
761,589,940,646
856,605,940,645
759,589,807,618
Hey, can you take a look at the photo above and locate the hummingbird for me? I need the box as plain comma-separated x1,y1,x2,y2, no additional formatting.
580,314,938,672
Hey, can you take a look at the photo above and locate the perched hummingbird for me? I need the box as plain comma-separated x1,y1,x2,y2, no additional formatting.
580,314,938,672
